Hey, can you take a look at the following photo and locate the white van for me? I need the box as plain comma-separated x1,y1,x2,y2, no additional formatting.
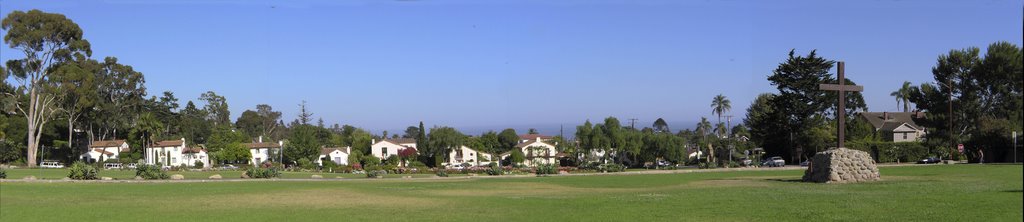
40,161,65,168
104,163,123,170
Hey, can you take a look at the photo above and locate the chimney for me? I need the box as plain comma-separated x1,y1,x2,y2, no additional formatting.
346,146,351,154
536,137,542,142
258,136,263,143
883,112,889,120
372,139,376,144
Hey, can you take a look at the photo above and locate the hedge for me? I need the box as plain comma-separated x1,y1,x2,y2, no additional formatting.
845,141,930,163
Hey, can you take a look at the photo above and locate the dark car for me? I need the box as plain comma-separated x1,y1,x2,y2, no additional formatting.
917,157,942,164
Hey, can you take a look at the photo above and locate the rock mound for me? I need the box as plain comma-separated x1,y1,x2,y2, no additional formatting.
208,174,222,179
802,148,880,183
170,174,185,180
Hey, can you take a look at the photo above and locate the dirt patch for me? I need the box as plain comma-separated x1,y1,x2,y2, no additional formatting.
432,182,636,197
200,188,438,209
689,179,771,188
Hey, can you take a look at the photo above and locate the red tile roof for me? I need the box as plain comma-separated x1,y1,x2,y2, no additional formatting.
89,140,126,148
519,134,553,141
153,140,184,147
243,142,281,149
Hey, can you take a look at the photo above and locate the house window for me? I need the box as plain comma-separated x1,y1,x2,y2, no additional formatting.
174,147,178,152
172,157,177,164
903,133,908,140
382,148,388,156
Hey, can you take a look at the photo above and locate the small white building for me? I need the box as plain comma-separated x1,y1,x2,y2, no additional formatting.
244,139,283,166
80,140,129,163
317,147,351,166
144,138,209,168
371,138,417,160
446,145,492,167
502,137,560,166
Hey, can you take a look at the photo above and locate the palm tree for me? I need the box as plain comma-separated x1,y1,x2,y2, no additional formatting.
132,113,164,162
714,122,727,138
696,117,712,142
711,94,731,125
890,81,913,112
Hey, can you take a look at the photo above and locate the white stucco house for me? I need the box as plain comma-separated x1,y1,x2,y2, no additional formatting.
317,147,351,166
446,145,492,167
80,140,129,163
502,137,560,166
144,138,209,168
244,138,283,166
371,138,417,160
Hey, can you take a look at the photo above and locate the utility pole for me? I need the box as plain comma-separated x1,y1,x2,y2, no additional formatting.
1013,131,1017,163
628,118,638,129
724,115,734,138
948,78,954,161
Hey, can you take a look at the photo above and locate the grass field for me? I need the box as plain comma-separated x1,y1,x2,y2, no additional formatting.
1,164,1021,221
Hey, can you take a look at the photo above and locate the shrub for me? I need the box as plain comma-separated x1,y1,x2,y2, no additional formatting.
245,167,281,179
486,164,503,176
435,169,449,177
535,164,557,175
194,160,204,169
297,158,315,170
366,170,387,178
600,163,625,172
68,161,99,180
136,164,169,180
0,168,6,179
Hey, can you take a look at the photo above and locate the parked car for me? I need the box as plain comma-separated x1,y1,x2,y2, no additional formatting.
740,158,753,166
104,163,123,170
655,160,671,167
125,163,137,169
449,164,465,170
762,156,785,167
917,157,942,164
40,161,64,168
219,164,239,170
800,160,810,167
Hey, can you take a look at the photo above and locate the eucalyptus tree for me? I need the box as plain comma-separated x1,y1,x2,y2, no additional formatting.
199,91,230,127
3,10,92,166
652,118,670,133
52,55,100,149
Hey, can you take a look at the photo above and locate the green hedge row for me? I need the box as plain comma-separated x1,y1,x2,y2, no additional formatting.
845,141,931,163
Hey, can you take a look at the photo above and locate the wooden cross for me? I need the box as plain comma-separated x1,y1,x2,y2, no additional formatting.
818,62,863,149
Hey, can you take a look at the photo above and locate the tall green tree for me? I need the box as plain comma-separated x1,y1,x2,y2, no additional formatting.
497,128,519,153
286,124,320,163
403,126,419,139
765,50,866,159
652,118,670,133
427,126,465,166
3,10,92,166
199,91,230,127
909,42,1022,161
52,55,100,150
178,101,211,145
92,56,146,141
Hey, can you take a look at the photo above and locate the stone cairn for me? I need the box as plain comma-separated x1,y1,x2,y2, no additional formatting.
802,148,880,183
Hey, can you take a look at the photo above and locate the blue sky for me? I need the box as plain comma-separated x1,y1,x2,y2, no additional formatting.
2,0,1021,136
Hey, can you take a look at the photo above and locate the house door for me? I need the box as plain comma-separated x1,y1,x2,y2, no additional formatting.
334,157,341,164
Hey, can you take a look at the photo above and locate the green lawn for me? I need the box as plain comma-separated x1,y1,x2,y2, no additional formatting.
1,164,1020,221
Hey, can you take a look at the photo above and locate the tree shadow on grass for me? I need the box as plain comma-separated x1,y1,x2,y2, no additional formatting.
1002,190,1022,193
764,178,804,183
